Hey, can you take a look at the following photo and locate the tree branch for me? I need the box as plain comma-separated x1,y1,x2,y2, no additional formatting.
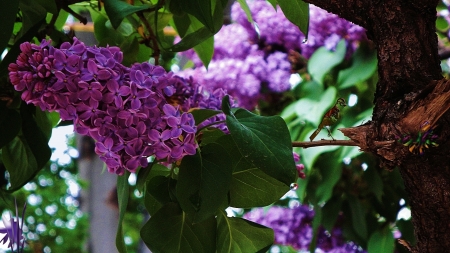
293,139,359,148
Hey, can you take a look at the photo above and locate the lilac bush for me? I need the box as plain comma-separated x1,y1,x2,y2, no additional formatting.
8,38,227,175
177,1,367,110
244,205,366,253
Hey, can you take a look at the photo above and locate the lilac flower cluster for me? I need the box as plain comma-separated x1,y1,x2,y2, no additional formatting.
293,152,306,179
177,1,367,110
244,205,366,252
8,38,199,175
232,1,367,58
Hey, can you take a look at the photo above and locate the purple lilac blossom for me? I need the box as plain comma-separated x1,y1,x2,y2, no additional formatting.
9,38,203,175
244,205,366,253
177,1,366,110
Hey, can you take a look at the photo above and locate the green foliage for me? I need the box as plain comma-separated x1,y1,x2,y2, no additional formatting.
277,0,309,37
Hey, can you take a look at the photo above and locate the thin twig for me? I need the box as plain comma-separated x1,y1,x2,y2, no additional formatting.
292,140,359,148
137,10,161,65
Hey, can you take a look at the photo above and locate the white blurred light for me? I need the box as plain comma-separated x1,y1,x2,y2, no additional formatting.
343,157,351,165
361,163,368,171
348,94,358,107
397,207,411,220
289,73,302,88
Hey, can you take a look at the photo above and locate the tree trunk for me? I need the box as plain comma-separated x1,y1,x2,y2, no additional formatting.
305,0,450,252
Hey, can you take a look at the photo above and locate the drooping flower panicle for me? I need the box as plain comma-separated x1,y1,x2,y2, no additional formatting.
9,38,205,174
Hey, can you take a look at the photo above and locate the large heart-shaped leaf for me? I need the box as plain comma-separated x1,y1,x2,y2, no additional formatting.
222,97,297,186
216,210,273,253
141,202,216,253
177,143,233,223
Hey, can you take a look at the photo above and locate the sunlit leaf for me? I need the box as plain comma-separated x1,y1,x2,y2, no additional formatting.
308,40,347,85
338,43,377,89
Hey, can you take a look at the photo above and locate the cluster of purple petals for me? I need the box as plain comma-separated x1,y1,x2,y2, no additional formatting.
8,38,199,175
293,152,306,179
177,1,366,110
244,205,366,252
232,1,367,58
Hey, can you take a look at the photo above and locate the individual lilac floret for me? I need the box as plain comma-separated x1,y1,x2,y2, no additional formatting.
244,205,366,252
9,38,200,175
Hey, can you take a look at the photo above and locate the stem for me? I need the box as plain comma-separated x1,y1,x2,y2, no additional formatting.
136,9,161,65
292,140,359,148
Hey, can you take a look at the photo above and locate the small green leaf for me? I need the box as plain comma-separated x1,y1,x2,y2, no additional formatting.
136,163,170,192
367,227,395,253
173,14,191,38
2,136,39,191
0,19,45,77
277,0,309,37
396,219,416,245
347,195,368,240
191,109,221,126
321,195,343,231
175,0,214,32
315,162,342,203
116,172,130,253
338,43,377,89
308,40,347,85
0,0,19,53
103,0,150,29
230,167,289,208
20,104,51,170
0,103,21,149
177,143,233,223
216,210,273,253
141,202,216,253
236,0,255,24
363,166,384,202
168,26,215,52
146,176,173,205
223,99,297,186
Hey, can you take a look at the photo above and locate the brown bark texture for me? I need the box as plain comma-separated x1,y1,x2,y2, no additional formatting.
305,0,450,252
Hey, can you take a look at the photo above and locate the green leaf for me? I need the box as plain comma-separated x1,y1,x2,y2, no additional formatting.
321,195,343,231
0,1,19,52
396,219,416,245
193,33,214,68
146,176,173,205
34,108,53,140
363,166,384,202
236,0,255,24
367,226,395,253
230,168,289,208
141,202,216,253
174,0,214,32
222,97,297,186
18,0,46,36
0,19,45,77
2,136,39,191
338,43,377,89
177,143,233,223
20,104,51,170
308,40,347,85
103,0,150,29
308,204,322,252
173,14,191,38
217,210,273,253
347,195,368,240
315,162,342,203
277,0,309,37
168,26,215,52
191,109,221,126
136,163,171,192
0,102,21,149
116,172,130,253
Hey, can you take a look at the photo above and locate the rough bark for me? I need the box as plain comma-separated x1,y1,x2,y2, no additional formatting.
305,0,450,252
